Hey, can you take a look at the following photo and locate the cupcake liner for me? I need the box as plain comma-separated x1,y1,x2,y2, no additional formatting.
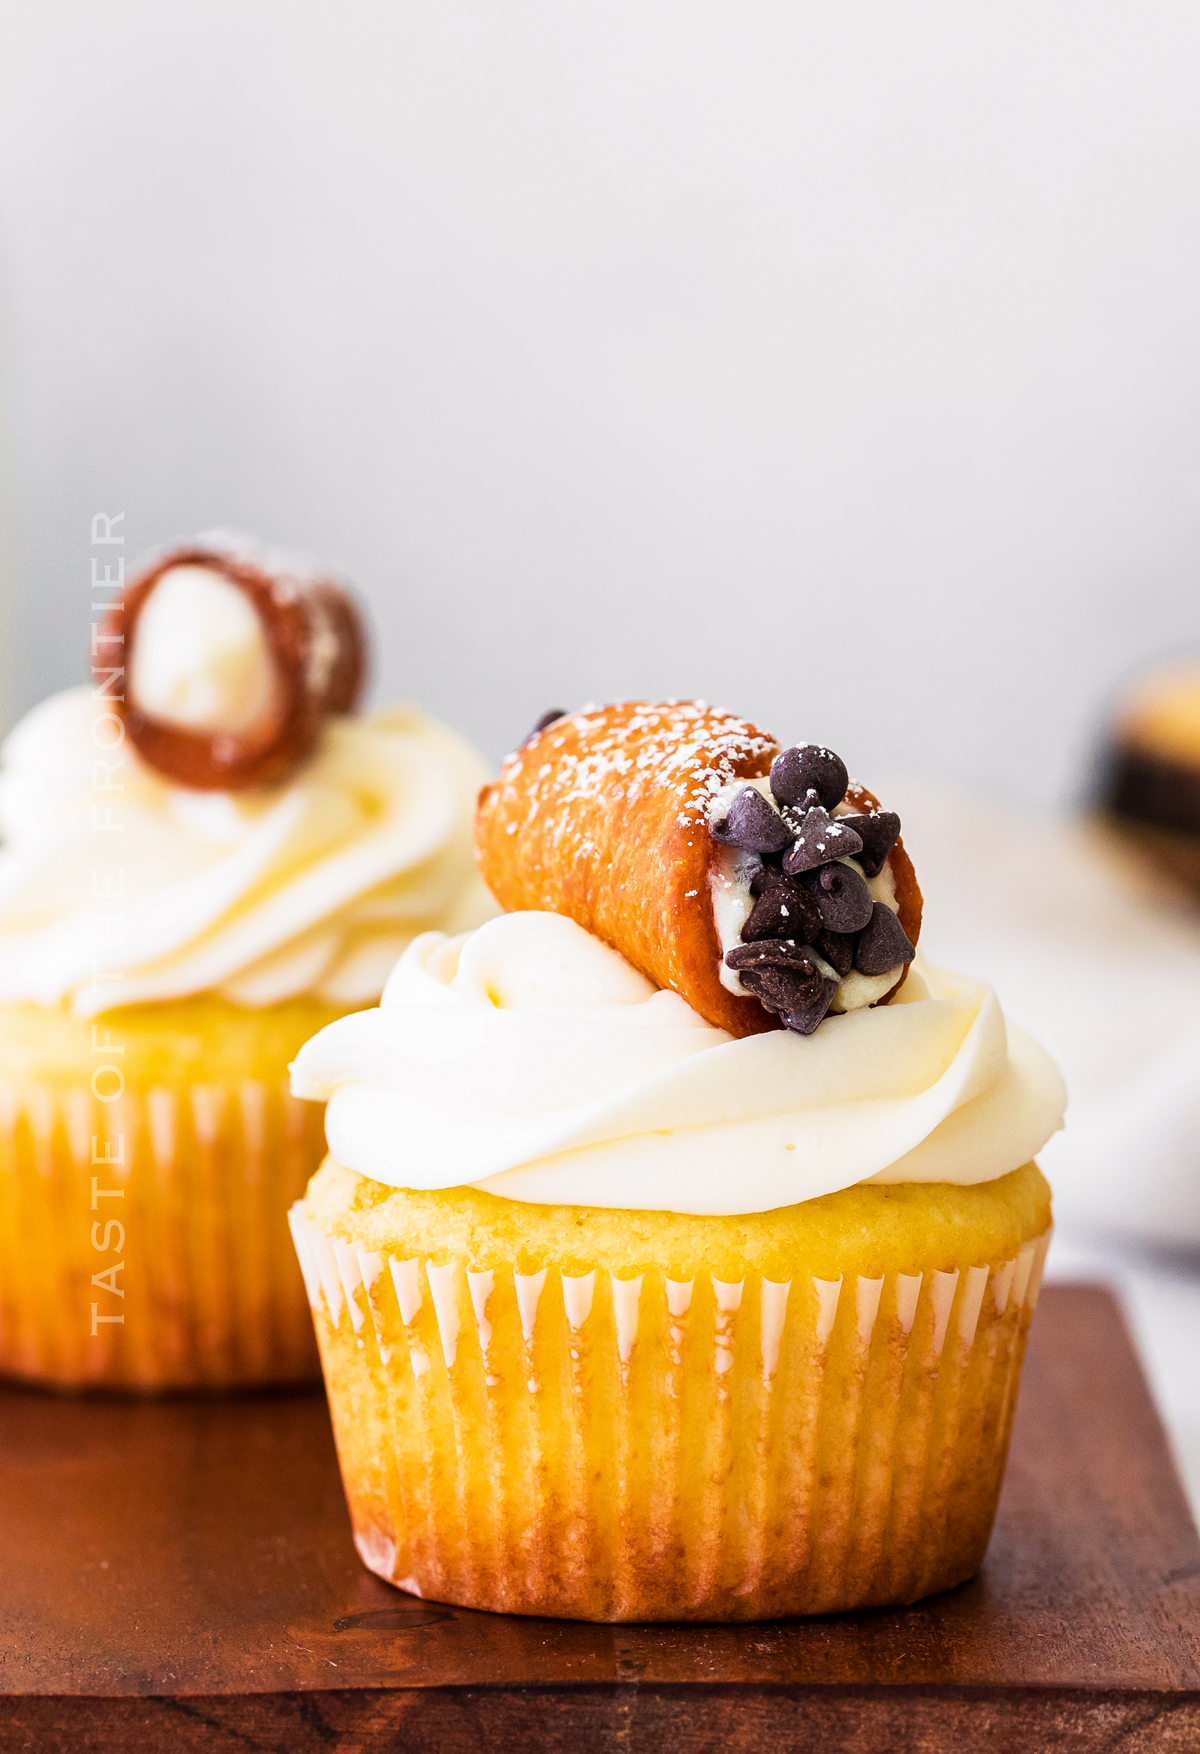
0,1074,326,1389
291,1205,1050,1621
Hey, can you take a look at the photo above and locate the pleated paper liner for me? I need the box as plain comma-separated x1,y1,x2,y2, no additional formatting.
291,1205,1050,1622
0,1076,327,1389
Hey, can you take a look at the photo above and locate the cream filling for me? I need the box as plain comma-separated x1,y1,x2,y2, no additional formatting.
708,779,904,1010
128,565,284,736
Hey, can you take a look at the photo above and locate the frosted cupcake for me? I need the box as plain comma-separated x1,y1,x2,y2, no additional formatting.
290,703,1064,1620
0,533,493,1389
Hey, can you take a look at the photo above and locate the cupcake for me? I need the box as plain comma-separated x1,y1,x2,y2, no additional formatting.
290,702,1064,1620
0,533,493,1389
1104,659,1200,897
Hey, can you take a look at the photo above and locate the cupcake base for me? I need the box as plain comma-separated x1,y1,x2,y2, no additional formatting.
293,1162,1050,1621
0,995,343,1391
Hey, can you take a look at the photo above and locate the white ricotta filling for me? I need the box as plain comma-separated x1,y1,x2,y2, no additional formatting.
129,564,284,737
707,780,905,1013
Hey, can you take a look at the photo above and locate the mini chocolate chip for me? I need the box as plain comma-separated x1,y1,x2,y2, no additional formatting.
749,858,787,896
734,950,839,1034
838,811,901,879
798,861,874,933
814,927,855,976
854,903,916,976
781,977,840,1035
770,744,849,811
736,964,803,1011
711,786,792,855
781,806,864,875
736,960,816,1007
522,709,568,745
725,939,815,973
741,879,822,944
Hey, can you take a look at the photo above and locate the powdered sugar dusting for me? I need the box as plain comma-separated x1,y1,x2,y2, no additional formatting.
489,703,776,854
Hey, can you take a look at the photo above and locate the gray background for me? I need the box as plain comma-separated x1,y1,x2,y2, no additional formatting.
1,1,1199,805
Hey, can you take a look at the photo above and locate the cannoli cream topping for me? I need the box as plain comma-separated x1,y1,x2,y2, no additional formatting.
708,779,904,1012
106,532,368,791
0,685,494,1015
291,910,1066,1216
128,564,285,737
706,741,920,1033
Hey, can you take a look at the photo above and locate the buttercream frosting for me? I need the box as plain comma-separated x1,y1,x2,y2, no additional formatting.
0,686,495,1015
290,910,1066,1215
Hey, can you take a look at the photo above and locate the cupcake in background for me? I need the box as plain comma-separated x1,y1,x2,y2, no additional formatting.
290,703,1062,1621
886,654,1200,1250
0,532,494,1389
1104,658,1200,898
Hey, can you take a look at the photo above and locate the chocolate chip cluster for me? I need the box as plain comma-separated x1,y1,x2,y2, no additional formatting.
712,744,915,1035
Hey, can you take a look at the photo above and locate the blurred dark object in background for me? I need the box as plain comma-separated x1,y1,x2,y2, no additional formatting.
1103,662,1200,899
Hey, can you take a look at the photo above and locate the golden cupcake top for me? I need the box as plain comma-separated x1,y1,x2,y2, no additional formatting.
1113,661,1200,770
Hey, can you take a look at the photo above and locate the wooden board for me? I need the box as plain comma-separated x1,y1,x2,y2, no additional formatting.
0,1285,1197,1752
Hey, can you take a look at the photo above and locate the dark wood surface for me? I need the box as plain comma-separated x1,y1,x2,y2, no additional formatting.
1,1284,1197,1751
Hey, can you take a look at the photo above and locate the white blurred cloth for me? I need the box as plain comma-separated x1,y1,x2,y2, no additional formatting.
890,785,1200,1247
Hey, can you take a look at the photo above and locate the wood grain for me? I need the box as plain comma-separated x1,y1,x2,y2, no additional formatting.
0,1286,1197,1751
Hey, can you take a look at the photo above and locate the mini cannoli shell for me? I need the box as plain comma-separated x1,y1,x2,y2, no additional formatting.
101,544,366,791
476,702,922,1037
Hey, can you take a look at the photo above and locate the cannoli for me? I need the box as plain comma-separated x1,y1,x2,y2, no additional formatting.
475,701,922,1037
99,534,367,790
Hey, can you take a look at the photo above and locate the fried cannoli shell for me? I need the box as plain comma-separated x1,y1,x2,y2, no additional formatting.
102,543,367,792
475,702,922,1038
843,777,923,999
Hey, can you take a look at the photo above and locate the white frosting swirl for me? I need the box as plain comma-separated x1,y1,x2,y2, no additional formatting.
0,686,496,1016
290,911,1066,1215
